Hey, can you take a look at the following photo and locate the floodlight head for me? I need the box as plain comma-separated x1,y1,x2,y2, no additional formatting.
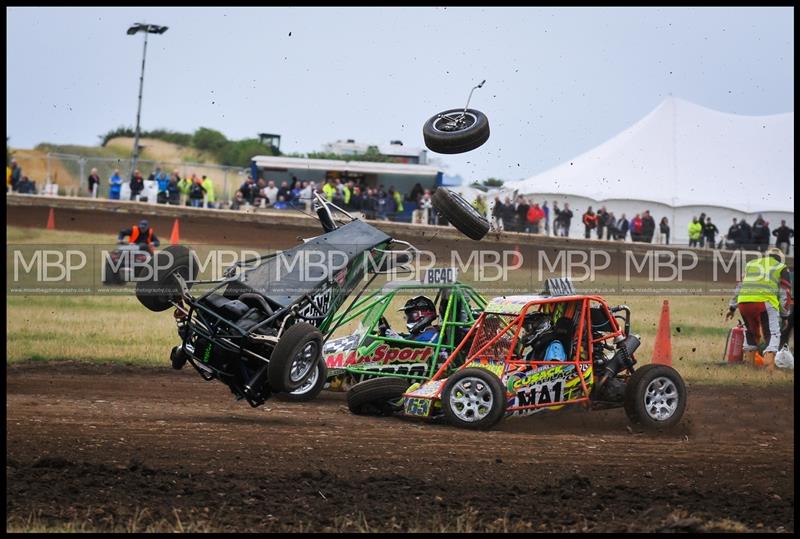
127,23,168,35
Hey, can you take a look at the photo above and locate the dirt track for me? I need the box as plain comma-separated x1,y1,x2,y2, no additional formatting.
6,361,794,532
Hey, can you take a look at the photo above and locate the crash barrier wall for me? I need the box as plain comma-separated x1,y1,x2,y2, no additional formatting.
8,194,793,296
10,152,425,222
9,152,248,203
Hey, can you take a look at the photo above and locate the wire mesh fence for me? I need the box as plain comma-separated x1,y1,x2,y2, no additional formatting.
8,152,248,204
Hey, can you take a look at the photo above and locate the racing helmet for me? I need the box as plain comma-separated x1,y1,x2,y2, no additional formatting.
523,311,552,344
400,296,437,332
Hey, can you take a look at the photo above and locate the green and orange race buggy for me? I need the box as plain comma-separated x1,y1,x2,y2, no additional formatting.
282,271,486,403
346,279,687,430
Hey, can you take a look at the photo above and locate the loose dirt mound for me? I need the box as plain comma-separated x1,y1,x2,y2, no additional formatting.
6,362,794,532
9,149,80,192
105,137,213,164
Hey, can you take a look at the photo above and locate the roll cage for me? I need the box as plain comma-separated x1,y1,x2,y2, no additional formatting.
323,282,487,382
423,295,632,414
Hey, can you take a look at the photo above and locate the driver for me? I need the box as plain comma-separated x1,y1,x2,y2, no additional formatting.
118,219,161,251
520,311,566,361
384,296,440,343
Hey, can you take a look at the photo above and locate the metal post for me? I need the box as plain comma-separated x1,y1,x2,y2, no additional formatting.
78,158,85,197
131,31,148,176
223,168,229,205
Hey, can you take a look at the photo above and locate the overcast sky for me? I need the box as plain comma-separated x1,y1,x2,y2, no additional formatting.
6,6,794,182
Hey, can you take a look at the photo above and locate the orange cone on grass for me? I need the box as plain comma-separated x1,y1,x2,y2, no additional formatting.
46,208,55,230
170,218,180,245
651,299,672,366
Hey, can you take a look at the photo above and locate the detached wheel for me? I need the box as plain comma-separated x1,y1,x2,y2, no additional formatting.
624,364,687,430
278,360,328,402
423,108,490,154
347,377,411,416
441,368,506,430
268,323,323,393
432,188,490,240
135,245,198,312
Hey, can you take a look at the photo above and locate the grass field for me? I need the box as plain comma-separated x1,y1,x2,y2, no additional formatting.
7,226,794,386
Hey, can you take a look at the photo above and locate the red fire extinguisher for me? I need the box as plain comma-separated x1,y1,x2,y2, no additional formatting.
723,321,745,364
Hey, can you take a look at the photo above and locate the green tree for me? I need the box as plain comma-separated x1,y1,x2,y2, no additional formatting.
482,177,504,188
192,127,228,153
219,139,274,167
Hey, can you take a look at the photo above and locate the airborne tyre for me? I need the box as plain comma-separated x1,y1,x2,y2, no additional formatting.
135,245,198,312
441,368,506,430
432,188,491,240
268,323,323,393
278,360,328,402
347,377,411,416
624,364,687,430
423,108,490,154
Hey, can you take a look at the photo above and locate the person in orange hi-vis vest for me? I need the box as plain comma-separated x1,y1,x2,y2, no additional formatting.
117,219,161,253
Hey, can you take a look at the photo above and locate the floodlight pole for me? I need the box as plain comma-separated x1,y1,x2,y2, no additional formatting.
130,30,149,177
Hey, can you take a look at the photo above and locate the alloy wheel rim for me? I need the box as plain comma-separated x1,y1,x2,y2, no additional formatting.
643,376,679,421
292,362,320,394
290,341,319,383
449,377,494,422
433,112,478,133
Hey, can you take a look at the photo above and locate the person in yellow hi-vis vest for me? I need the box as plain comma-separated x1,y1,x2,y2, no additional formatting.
726,247,791,370
322,178,336,202
201,175,216,208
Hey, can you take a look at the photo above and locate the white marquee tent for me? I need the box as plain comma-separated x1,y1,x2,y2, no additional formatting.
500,97,794,244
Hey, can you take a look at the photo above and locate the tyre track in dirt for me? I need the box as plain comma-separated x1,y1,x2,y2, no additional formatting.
6,361,794,532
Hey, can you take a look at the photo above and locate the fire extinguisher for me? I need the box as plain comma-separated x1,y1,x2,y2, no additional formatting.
723,321,745,364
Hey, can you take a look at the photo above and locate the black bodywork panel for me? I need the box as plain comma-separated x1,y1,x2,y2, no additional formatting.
223,220,392,308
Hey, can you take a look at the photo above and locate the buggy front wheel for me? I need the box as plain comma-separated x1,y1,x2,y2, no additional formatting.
441,368,506,430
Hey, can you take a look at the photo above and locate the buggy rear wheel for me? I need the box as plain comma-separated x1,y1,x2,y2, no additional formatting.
278,360,328,402
347,377,411,416
268,323,323,393
441,368,506,430
135,245,198,312
624,364,686,430
432,188,490,241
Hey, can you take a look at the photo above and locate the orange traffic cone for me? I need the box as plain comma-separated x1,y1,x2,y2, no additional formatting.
651,299,672,366
46,208,55,230
170,218,180,245
754,352,765,368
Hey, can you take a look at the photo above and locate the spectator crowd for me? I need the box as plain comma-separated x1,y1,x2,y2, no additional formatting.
7,157,794,255
486,196,792,254
230,175,426,223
